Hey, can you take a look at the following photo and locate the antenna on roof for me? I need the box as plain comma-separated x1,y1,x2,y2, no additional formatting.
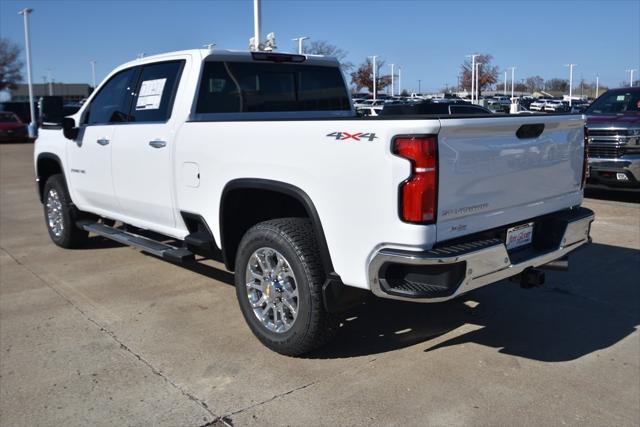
203,43,216,52
137,53,145,59
264,32,277,51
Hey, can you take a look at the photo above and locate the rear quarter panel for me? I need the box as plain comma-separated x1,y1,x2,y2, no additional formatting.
174,119,440,288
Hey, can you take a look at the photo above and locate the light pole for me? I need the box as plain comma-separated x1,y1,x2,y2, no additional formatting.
18,7,36,138
466,54,478,102
595,74,599,98
565,64,577,106
508,67,517,113
626,69,637,87
292,36,308,54
369,55,378,100
47,68,53,96
398,66,402,96
389,63,395,97
253,0,262,51
90,60,97,88
475,62,482,103
418,79,421,94
510,67,516,99
504,70,507,95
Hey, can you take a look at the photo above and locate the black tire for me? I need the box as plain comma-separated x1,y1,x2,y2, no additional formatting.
234,218,337,356
42,174,88,248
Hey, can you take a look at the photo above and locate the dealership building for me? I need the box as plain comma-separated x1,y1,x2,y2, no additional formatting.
10,83,92,103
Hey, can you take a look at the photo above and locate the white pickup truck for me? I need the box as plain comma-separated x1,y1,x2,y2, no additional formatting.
34,49,594,355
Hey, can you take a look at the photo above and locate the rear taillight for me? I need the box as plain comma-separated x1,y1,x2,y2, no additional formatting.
393,136,438,224
582,126,589,189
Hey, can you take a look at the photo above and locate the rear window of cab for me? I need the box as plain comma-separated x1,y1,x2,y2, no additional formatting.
195,61,351,114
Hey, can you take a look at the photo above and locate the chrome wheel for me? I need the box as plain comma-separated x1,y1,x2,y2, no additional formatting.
245,247,299,333
45,188,64,238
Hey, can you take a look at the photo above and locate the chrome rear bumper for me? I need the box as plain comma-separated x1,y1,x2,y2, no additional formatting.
368,208,594,303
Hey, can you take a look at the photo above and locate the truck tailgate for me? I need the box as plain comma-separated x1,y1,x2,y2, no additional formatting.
436,114,585,242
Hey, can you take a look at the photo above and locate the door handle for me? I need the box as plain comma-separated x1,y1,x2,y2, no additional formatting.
96,138,110,146
149,140,167,148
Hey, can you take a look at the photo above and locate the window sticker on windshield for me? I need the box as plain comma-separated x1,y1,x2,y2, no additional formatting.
616,95,626,101
135,78,167,110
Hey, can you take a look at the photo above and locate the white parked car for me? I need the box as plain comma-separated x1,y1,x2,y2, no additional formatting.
544,100,566,112
529,98,552,111
34,48,594,355
491,96,512,106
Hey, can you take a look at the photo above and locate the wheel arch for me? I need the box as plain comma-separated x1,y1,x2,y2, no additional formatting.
36,152,65,203
219,178,335,276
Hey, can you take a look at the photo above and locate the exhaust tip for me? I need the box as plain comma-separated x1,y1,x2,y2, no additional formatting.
540,256,570,272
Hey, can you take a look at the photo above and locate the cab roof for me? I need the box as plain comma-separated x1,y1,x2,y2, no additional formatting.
120,48,339,69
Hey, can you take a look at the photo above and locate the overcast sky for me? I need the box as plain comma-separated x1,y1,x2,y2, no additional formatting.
1,0,638,92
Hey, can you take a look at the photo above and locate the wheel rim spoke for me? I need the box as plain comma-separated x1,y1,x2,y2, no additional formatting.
246,281,263,292
248,263,263,280
282,299,297,317
251,295,267,308
260,303,272,321
255,252,269,274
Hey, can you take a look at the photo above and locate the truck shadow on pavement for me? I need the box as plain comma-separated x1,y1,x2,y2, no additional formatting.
310,242,639,361
84,235,638,362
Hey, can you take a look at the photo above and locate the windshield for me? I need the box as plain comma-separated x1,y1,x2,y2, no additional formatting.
0,112,19,123
586,90,640,115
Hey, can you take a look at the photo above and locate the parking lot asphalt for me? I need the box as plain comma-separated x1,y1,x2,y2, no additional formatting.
1,142,639,427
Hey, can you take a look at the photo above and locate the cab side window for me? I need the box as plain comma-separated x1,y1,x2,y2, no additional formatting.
85,68,138,125
130,61,185,123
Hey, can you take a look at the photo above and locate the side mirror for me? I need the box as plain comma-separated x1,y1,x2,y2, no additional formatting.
62,117,78,140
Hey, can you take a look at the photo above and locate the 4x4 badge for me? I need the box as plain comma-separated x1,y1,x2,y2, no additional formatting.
326,132,378,142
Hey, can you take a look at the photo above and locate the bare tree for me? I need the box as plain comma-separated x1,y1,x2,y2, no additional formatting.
618,79,640,88
350,57,391,93
546,78,569,92
525,76,544,93
512,82,527,92
305,40,353,72
0,38,23,91
580,81,608,98
459,54,499,96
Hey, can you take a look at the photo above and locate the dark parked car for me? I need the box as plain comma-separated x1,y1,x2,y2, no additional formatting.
381,100,492,116
0,111,29,143
585,87,640,190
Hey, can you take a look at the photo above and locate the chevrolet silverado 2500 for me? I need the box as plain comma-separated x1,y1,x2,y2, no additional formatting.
34,49,594,355
585,87,640,190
